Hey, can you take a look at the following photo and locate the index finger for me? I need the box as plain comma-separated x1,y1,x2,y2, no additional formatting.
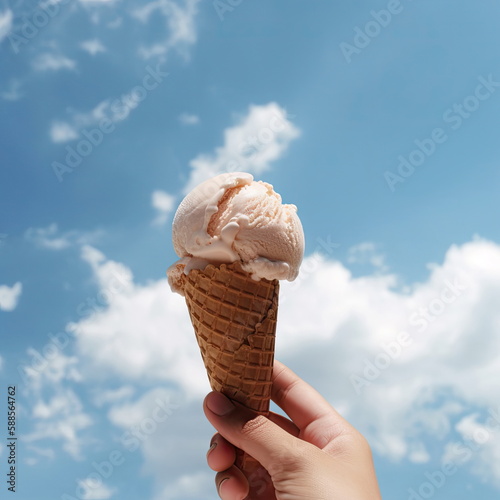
271,360,350,439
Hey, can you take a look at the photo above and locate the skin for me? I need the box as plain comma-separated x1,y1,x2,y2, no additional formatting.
203,360,383,500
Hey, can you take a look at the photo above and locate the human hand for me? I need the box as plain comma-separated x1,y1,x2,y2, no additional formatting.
203,360,382,500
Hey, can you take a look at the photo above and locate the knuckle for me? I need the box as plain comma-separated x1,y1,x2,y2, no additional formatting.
267,438,307,477
240,414,269,440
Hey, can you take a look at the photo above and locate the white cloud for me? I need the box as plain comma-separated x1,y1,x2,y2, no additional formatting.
79,0,117,4
33,388,83,419
67,237,500,490
26,445,55,463
50,121,79,143
131,0,200,61
71,246,206,395
347,242,388,272
49,85,156,143
156,472,214,500
32,53,77,72
0,282,22,311
408,443,431,464
21,348,89,460
80,39,106,55
77,479,116,500
23,382,91,459
107,387,179,429
453,414,500,487
80,245,134,293
106,388,212,499
0,9,13,44
25,223,101,249
178,112,199,125
151,190,175,226
92,386,135,407
185,102,300,193
21,349,82,394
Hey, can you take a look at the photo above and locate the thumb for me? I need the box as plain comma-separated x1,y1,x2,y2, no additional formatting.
203,391,305,473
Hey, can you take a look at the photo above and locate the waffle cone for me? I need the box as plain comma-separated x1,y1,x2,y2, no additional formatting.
182,262,279,496
183,261,279,414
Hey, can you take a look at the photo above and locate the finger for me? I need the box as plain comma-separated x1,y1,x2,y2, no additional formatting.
207,433,236,472
272,360,341,428
268,411,300,437
215,467,249,500
272,360,353,448
204,391,305,472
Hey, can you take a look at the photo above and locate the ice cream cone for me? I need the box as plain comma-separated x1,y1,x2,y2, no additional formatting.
167,173,303,499
183,261,279,413
181,261,279,491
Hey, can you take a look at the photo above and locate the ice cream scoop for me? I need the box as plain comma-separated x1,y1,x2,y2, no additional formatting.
168,172,304,294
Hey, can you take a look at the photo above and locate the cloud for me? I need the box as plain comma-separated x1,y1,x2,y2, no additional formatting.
156,472,214,500
178,112,199,125
77,480,116,500
32,53,77,72
33,388,84,419
347,242,388,272
48,101,112,144
66,237,500,491
71,246,206,396
185,102,300,193
131,0,200,61
79,0,118,4
25,223,101,250
0,282,22,311
106,388,212,499
80,244,133,293
50,122,79,143
21,349,82,394
48,79,163,144
22,351,91,460
151,190,175,226
80,39,106,55
92,386,135,407
0,9,13,44
19,352,83,465
24,445,56,466
440,412,500,489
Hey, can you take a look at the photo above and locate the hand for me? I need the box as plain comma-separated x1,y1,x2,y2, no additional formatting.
203,360,382,500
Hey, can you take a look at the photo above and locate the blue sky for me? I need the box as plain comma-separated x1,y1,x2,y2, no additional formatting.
1,1,500,499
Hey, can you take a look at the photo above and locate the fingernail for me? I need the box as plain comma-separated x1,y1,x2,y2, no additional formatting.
206,441,217,458
207,392,235,416
218,477,230,496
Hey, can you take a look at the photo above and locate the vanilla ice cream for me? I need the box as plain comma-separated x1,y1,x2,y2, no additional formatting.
167,172,304,294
